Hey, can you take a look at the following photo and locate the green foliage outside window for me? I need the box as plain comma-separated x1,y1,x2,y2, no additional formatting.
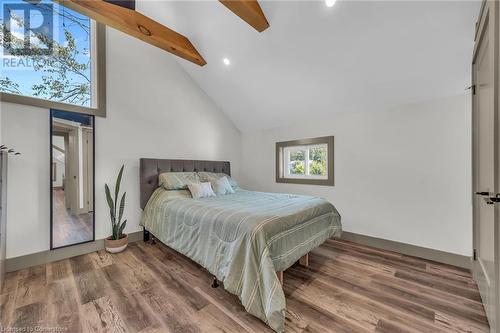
309,147,327,176
289,150,305,175
289,150,304,161
290,162,305,175
288,147,327,176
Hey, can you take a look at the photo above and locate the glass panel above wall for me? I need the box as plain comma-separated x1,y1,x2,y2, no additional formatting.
0,1,106,116
1,1,93,106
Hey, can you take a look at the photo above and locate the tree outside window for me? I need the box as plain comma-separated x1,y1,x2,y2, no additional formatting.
1,0,92,107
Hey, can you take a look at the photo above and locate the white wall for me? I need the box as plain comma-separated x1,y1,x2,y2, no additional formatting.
0,31,472,259
1,28,241,259
240,95,472,256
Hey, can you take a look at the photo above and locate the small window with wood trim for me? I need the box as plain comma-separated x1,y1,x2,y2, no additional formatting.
276,136,334,186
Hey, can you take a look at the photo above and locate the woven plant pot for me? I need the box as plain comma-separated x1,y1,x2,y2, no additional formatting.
105,234,128,253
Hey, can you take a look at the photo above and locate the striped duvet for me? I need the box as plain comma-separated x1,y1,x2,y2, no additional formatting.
140,188,342,332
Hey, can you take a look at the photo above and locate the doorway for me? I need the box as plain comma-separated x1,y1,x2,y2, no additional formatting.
472,1,500,332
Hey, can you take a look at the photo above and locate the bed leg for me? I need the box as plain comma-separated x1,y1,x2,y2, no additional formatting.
151,235,156,245
143,229,150,242
299,253,309,267
277,271,283,285
212,277,220,288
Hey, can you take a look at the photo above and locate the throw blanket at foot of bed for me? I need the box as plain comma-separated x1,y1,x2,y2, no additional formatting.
141,188,342,332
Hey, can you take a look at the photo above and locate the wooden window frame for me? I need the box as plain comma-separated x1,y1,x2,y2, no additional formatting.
276,136,334,186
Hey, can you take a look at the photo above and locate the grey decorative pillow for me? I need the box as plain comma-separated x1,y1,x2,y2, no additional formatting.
188,182,216,199
210,176,235,195
159,172,200,190
198,172,239,189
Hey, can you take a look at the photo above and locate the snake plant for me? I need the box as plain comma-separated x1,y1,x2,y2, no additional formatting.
105,165,127,240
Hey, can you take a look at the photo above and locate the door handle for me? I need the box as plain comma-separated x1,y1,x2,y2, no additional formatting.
488,194,500,203
475,191,490,196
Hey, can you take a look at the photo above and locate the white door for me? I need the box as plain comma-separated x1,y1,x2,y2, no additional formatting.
472,2,499,332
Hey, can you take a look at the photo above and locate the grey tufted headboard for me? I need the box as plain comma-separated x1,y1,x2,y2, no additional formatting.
140,158,231,209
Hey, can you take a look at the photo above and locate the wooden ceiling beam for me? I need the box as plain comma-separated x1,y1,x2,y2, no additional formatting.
54,0,206,66
219,0,269,32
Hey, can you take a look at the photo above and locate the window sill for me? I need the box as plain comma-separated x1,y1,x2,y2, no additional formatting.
0,92,106,117
276,177,334,186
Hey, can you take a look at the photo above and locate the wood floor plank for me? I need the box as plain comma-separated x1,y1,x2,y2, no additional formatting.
137,325,165,333
46,259,82,332
197,303,251,333
328,239,428,269
192,285,271,333
291,264,436,322
70,255,109,305
309,250,485,316
285,294,371,333
88,250,115,269
434,311,489,333
47,259,71,282
81,296,127,333
111,249,159,293
101,262,159,332
324,241,475,287
141,286,202,333
285,271,382,331
12,302,46,329
370,273,486,315
47,278,82,332
313,245,396,276
394,270,481,301
375,319,416,333
370,279,489,328
1,270,22,327
1,270,22,294
2,239,488,333
0,291,17,328
14,265,47,309
131,243,260,332
285,268,446,333
134,243,273,332
129,244,210,311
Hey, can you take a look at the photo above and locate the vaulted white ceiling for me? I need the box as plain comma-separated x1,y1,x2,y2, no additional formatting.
138,1,480,132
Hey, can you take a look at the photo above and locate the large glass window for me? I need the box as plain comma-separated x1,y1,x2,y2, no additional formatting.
0,0,105,114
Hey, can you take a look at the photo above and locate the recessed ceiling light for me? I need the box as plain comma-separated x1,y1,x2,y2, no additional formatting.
223,58,231,66
325,0,336,7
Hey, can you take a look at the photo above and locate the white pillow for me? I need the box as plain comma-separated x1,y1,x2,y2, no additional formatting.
198,172,239,189
188,182,216,199
210,176,235,195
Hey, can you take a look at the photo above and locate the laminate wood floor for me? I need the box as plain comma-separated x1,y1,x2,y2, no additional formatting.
0,239,489,333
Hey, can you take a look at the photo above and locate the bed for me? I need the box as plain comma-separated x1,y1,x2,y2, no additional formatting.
139,159,342,332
